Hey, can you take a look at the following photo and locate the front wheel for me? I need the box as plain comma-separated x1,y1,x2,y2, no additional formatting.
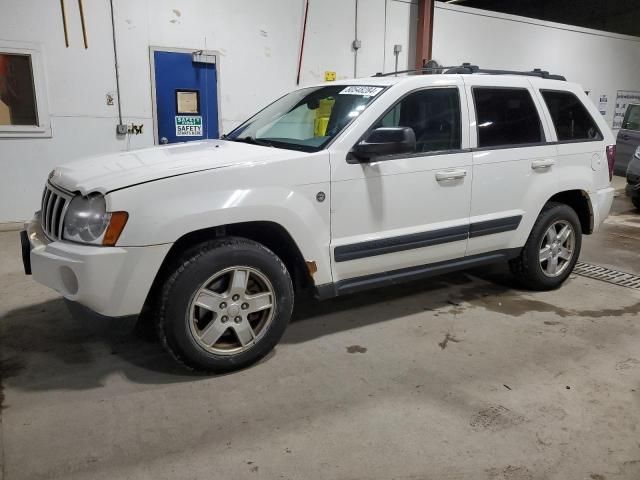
157,237,294,372
510,202,582,291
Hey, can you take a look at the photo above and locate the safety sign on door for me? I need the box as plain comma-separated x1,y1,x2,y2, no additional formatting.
175,116,203,136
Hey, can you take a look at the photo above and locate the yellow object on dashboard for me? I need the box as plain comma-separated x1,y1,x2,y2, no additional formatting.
314,97,335,136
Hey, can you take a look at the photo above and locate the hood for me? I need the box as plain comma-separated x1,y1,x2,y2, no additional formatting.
50,140,302,195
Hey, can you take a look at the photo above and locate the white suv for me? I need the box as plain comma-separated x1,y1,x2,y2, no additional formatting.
22,66,616,372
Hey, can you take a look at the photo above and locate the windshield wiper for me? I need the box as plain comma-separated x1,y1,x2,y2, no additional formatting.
228,136,273,147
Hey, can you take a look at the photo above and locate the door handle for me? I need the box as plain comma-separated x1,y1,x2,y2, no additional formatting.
531,159,555,170
436,169,467,182
622,134,630,141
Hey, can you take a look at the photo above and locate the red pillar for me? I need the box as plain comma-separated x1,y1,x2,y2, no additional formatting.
415,0,435,69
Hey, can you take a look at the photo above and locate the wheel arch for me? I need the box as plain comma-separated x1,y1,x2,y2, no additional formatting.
141,221,315,318
546,189,594,234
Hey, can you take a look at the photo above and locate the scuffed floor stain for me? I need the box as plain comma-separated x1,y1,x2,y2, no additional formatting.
486,465,534,480
470,405,525,431
346,345,367,354
0,356,26,409
615,358,640,370
457,284,640,319
438,333,461,350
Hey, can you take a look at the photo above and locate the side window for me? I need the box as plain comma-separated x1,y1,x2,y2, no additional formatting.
541,90,603,141
376,88,461,153
622,104,640,132
473,88,543,148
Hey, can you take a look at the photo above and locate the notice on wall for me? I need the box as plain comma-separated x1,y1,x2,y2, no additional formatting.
613,90,640,129
175,116,202,136
598,94,608,117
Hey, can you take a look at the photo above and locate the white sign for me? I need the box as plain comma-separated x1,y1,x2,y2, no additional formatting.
614,90,640,129
175,116,203,136
598,94,608,117
339,86,384,97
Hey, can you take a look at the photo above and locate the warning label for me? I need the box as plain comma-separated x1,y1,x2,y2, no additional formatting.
175,116,203,136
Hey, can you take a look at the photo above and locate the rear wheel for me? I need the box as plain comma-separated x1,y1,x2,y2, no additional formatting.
510,202,582,290
157,237,294,372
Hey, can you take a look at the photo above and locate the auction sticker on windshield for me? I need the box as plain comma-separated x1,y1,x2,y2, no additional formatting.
339,86,384,97
176,116,203,136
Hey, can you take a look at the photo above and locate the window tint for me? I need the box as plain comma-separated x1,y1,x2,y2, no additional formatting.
622,104,640,132
376,88,461,153
473,88,543,148
541,90,603,141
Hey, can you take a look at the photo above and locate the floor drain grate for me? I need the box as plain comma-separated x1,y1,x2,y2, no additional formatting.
573,262,640,290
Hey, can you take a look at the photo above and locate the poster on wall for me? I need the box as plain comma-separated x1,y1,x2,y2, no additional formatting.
598,94,608,116
613,90,640,129
175,116,203,136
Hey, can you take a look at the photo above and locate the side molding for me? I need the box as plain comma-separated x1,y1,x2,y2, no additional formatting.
333,215,522,262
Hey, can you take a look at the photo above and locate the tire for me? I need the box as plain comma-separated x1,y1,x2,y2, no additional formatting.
632,196,640,211
509,202,582,291
157,237,294,372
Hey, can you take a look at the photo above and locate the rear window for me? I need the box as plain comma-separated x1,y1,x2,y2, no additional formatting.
541,90,603,141
622,104,640,131
473,88,543,148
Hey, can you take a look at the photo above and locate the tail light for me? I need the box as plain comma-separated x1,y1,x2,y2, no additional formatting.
606,145,616,181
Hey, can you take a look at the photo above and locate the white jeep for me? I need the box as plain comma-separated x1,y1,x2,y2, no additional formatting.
22,66,616,372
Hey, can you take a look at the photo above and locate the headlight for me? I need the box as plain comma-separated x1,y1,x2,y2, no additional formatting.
63,194,111,244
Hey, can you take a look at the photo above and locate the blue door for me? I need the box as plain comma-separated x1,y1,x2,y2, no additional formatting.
153,50,219,144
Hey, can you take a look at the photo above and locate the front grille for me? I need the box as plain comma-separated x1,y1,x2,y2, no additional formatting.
41,183,73,240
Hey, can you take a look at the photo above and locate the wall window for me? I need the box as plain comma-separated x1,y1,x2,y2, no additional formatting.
621,104,640,132
0,41,50,138
541,90,603,141
473,88,543,148
376,88,461,153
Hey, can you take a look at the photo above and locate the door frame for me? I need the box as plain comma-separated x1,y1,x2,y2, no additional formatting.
148,46,223,145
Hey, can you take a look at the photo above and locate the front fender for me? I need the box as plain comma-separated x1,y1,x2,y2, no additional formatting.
107,163,332,285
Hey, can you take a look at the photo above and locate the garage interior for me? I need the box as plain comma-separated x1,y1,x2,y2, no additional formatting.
1,1,640,479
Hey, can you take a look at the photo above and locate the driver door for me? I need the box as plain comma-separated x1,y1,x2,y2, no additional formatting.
329,84,473,287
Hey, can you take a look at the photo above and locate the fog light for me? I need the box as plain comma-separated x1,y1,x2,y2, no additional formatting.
60,266,79,295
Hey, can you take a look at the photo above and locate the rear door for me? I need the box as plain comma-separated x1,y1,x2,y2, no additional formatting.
465,77,558,257
615,104,640,175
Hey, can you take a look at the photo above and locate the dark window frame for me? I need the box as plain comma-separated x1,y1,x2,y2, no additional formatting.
174,88,201,115
471,86,546,149
348,86,465,163
540,89,603,143
621,103,640,132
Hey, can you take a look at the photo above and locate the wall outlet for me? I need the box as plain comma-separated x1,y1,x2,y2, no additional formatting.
116,124,128,135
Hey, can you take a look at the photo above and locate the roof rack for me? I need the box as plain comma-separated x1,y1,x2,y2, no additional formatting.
373,63,566,81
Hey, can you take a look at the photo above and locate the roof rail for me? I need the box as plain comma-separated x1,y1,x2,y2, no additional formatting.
373,62,566,81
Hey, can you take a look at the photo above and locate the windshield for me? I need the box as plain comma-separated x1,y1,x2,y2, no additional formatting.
226,85,386,152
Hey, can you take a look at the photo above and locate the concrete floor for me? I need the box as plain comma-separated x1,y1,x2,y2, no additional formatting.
1,179,639,480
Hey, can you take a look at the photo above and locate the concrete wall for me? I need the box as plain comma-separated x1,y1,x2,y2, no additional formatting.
0,0,639,223
432,3,640,131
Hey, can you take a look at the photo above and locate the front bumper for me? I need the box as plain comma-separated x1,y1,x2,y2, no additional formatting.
22,214,172,317
588,186,615,233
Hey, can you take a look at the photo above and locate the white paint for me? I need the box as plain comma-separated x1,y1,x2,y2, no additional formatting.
1,0,639,222
26,73,614,316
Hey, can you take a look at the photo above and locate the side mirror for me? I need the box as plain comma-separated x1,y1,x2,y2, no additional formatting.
351,127,416,161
